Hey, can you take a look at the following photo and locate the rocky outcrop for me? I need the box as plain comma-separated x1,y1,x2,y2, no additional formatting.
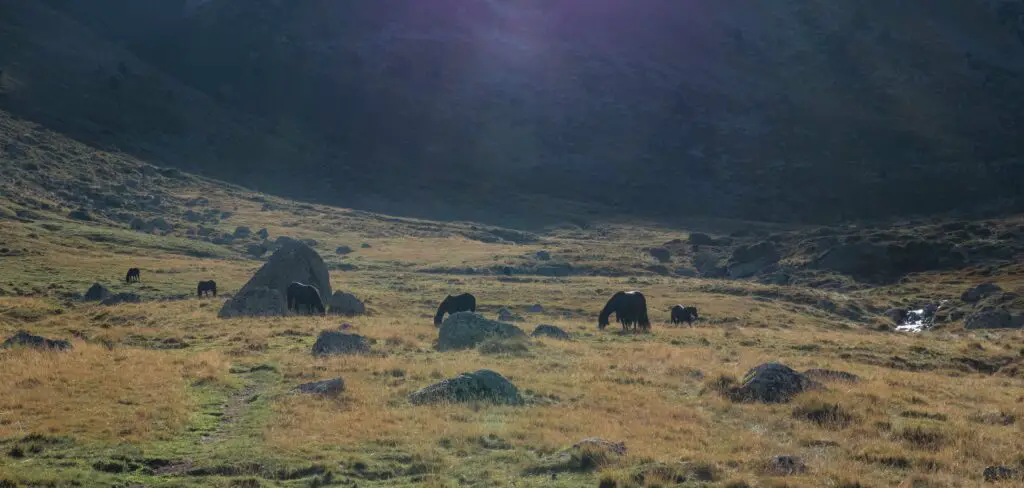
409,369,522,405
218,242,330,318
532,324,570,340
295,377,345,397
437,312,526,351
725,363,818,404
727,241,781,278
964,309,1018,330
962,283,1002,303
83,283,110,301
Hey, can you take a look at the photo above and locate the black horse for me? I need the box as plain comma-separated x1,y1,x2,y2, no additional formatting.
670,305,699,325
598,291,650,332
433,293,477,326
125,268,141,284
286,282,325,315
197,280,217,298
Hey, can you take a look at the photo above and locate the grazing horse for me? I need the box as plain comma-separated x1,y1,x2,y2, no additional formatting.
286,282,325,315
197,280,217,298
125,268,141,284
598,291,651,333
671,305,699,325
433,293,477,326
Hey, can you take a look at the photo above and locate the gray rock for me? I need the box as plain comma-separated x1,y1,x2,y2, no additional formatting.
233,226,252,238
532,324,570,340
962,282,1002,303
964,308,1017,329
693,251,727,278
256,228,269,240
295,377,345,396
185,197,209,207
726,363,818,403
647,247,672,263
312,331,370,356
335,245,354,255
437,312,527,351
886,308,909,324
218,287,286,318
83,283,110,301
689,232,715,246
409,369,522,405
300,238,318,247
68,208,92,221
765,456,806,476
245,243,267,258
184,210,202,222
100,293,141,306
529,304,544,313
218,242,331,318
361,242,371,248
2,331,72,351
129,217,147,231
149,217,171,231
535,250,551,261
674,267,699,277
327,291,365,316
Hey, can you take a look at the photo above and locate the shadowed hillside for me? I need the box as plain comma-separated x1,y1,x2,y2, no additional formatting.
5,1,1024,223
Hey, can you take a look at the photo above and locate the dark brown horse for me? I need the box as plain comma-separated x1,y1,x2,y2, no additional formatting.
433,293,477,326
286,282,325,315
670,305,699,325
197,280,217,298
598,291,650,333
125,268,141,284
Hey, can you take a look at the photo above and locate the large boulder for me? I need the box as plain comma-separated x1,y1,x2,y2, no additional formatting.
327,291,366,316
964,308,1018,329
217,287,286,318
813,240,964,284
689,233,715,247
727,242,781,278
725,363,818,403
218,242,331,318
2,331,72,351
647,247,672,263
311,331,370,356
437,312,526,351
409,369,522,405
961,283,1002,303
83,283,110,301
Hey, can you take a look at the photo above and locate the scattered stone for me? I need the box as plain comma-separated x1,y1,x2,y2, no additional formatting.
409,369,522,405
497,307,523,322
218,242,331,318
184,197,209,207
233,226,251,238
529,304,544,313
100,293,141,306
2,331,72,351
725,363,818,404
300,238,318,247
962,283,1002,303
361,242,371,249
727,241,781,278
183,210,202,222
295,377,345,397
535,250,551,261
983,466,1018,482
803,369,860,383
532,324,570,340
327,291,365,316
693,251,727,278
256,228,269,240
83,283,110,301
217,287,286,318
311,331,370,356
765,456,806,476
964,308,1017,329
335,245,353,255
149,217,172,232
689,232,714,246
437,312,526,351
647,247,672,263
245,243,267,258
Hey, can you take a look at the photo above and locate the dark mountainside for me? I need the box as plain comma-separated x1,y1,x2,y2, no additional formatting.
5,0,1024,223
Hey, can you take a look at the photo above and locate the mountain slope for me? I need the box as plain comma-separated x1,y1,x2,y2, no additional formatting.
11,0,1024,222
